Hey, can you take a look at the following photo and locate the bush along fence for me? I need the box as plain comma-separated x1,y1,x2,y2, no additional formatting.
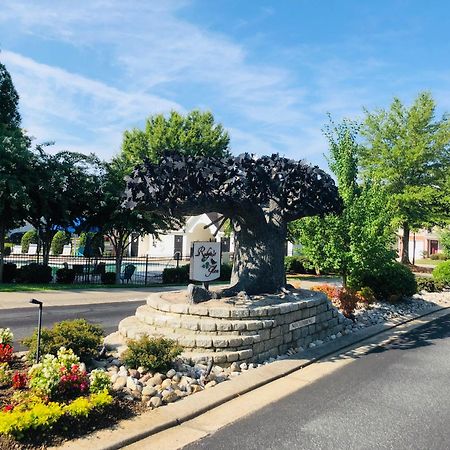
1,254,200,286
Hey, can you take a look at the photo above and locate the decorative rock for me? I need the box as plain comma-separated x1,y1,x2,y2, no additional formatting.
113,376,127,391
110,373,119,384
230,362,240,372
205,380,217,389
191,384,204,393
137,366,147,375
162,390,179,403
161,379,172,389
129,369,140,379
149,396,162,408
126,377,138,391
142,385,157,397
166,369,176,378
239,363,248,371
187,284,212,304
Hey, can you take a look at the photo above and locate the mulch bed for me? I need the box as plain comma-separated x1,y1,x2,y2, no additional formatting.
0,357,146,450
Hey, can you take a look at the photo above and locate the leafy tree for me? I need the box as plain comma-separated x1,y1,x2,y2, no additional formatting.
0,61,21,127
359,92,450,263
77,231,104,257
91,158,181,284
0,61,32,282
26,149,103,265
121,110,230,167
125,153,340,294
290,118,395,287
439,230,450,258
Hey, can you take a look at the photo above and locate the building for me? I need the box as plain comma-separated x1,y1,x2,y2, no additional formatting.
137,213,233,262
397,228,444,262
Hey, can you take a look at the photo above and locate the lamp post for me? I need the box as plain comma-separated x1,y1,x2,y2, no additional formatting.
29,299,43,364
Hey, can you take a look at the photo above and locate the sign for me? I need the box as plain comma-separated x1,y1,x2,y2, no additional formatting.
288,316,316,331
190,241,221,282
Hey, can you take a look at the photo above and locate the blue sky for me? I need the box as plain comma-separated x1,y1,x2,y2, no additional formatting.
1,0,449,169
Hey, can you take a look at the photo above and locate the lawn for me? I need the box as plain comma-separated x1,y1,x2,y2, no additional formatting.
0,283,160,292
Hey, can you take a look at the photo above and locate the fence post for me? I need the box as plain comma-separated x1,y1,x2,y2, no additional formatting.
144,255,149,286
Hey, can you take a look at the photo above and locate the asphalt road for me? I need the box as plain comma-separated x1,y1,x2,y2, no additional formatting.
0,300,145,349
185,314,450,450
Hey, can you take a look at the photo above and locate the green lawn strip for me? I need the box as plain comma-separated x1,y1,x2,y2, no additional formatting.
0,280,227,293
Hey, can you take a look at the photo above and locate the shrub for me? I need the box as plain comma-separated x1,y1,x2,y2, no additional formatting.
12,371,28,390
0,328,14,346
28,347,81,397
349,262,417,301
0,391,113,440
122,335,182,371
430,253,448,261
101,271,116,284
23,319,104,363
20,230,38,253
0,363,11,387
219,263,232,281
58,364,89,399
56,268,76,284
16,263,52,284
3,263,17,283
432,260,450,285
312,284,339,300
416,276,446,292
284,256,315,274
89,369,112,394
357,287,377,306
336,289,359,319
51,231,71,255
0,344,13,363
3,243,11,256
162,264,190,284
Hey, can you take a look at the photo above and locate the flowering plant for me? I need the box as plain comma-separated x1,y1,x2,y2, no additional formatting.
0,344,13,363
0,328,13,346
57,364,89,399
0,363,11,387
89,369,111,394
12,371,28,390
28,347,81,397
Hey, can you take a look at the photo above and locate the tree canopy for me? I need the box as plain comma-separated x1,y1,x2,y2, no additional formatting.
121,110,230,167
291,118,395,286
26,149,103,264
0,61,21,127
359,92,450,263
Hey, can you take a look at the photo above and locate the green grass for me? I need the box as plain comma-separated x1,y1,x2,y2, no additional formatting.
0,280,228,292
413,258,439,266
0,283,160,292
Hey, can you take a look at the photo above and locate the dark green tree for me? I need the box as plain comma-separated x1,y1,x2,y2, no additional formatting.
359,92,450,263
290,118,395,287
0,61,21,127
0,61,32,282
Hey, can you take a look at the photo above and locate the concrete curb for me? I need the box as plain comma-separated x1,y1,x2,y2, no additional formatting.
56,304,450,450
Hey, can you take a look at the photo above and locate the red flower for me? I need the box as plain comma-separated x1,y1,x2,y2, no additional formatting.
0,344,13,363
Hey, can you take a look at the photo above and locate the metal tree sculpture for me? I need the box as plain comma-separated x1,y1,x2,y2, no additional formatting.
124,153,341,295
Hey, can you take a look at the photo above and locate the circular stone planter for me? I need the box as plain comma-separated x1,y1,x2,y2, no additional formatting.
104,289,346,365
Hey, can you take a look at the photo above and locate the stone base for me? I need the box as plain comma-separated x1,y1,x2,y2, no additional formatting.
104,289,346,365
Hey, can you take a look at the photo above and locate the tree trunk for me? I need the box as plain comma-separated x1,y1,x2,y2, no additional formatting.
0,225,5,284
401,222,411,264
114,239,124,285
224,220,287,295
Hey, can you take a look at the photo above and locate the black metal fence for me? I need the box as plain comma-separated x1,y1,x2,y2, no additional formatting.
4,254,190,285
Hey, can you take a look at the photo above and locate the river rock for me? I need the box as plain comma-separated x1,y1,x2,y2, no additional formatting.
187,284,212,304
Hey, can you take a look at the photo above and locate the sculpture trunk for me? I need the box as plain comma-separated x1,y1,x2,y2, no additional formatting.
230,221,287,295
